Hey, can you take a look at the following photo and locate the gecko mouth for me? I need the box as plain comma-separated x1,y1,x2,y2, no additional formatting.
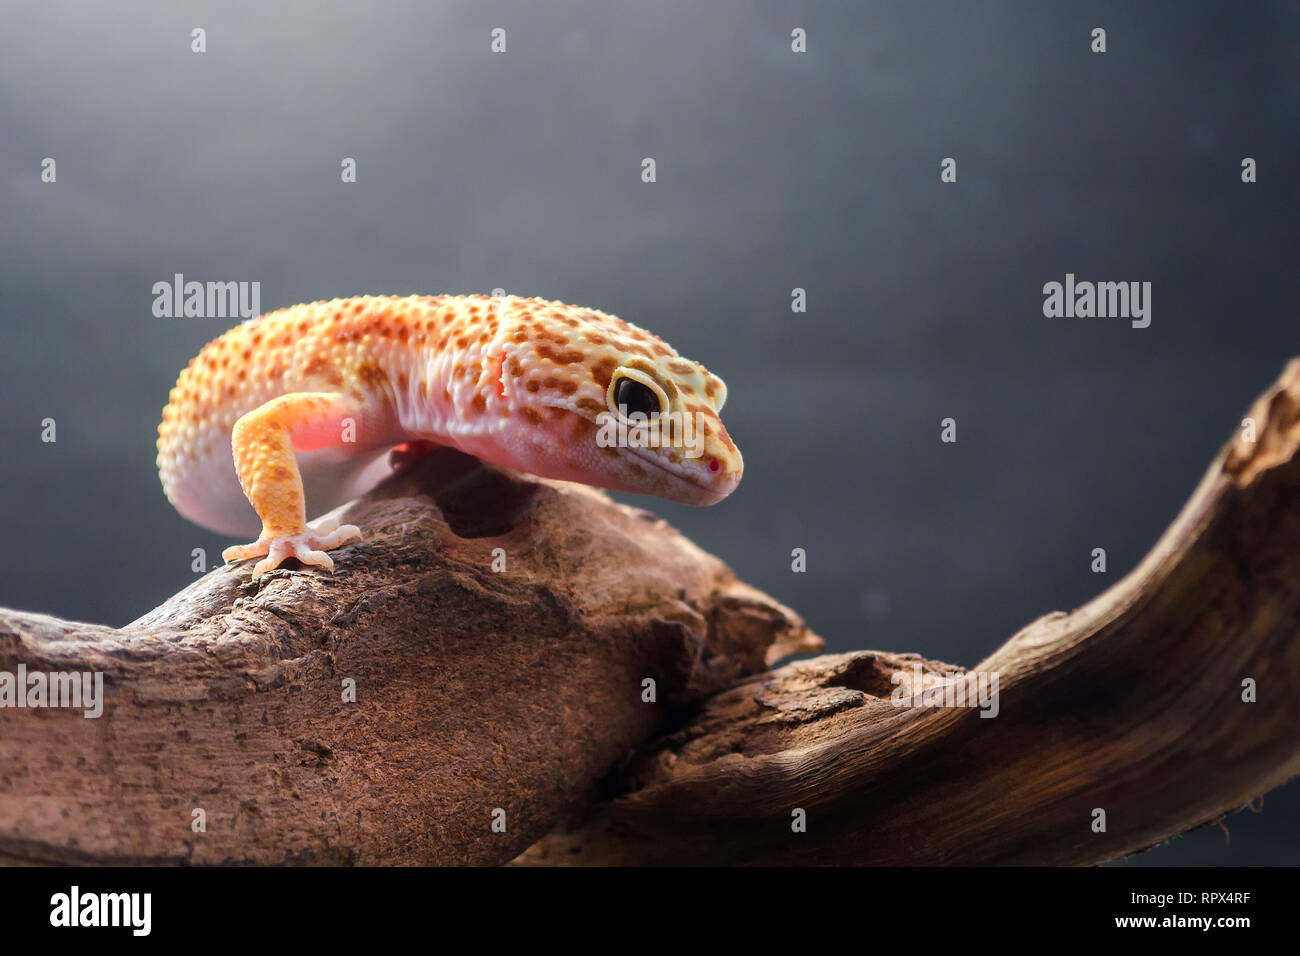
621,443,735,505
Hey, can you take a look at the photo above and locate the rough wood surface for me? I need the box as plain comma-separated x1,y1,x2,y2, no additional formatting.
521,359,1300,864
0,449,820,865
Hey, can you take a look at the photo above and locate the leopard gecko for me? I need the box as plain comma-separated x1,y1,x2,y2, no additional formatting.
156,294,742,577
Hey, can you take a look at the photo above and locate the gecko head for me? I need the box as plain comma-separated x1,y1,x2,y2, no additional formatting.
497,306,742,505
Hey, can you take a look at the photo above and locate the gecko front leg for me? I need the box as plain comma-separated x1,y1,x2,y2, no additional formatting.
221,391,365,577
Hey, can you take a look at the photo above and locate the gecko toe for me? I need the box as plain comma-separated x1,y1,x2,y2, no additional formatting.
314,523,362,549
308,516,340,535
223,540,270,562
294,549,337,571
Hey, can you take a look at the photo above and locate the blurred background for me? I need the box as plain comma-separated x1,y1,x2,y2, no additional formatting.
1,0,1297,863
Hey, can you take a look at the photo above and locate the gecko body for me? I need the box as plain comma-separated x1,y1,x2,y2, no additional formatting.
157,295,741,576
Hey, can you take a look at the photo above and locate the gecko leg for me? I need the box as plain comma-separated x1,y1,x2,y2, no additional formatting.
221,392,365,577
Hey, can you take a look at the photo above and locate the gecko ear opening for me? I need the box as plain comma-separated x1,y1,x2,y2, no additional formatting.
606,367,668,421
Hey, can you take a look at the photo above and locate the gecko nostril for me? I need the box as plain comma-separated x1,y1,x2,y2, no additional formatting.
708,458,721,473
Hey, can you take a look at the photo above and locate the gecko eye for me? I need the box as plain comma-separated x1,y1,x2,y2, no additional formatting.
607,368,667,419
615,378,659,417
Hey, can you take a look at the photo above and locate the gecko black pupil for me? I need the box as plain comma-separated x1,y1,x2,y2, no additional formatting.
615,377,659,417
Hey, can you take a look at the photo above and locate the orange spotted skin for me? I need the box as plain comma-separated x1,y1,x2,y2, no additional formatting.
157,294,742,576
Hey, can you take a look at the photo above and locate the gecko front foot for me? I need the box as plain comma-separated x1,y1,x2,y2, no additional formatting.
222,517,363,578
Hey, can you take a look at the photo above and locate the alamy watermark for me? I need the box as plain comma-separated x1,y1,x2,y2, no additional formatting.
50,886,150,936
0,664,104,718
595,408,706,459
890,663,1000,718
152,273,260,319
1043,273,1151,328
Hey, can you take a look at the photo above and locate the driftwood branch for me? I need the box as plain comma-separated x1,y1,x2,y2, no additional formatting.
4,360,1300,865
0,450,819,864
522,360,1300,864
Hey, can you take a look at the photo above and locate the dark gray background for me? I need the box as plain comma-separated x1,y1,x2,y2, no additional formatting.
2,1,1297,864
